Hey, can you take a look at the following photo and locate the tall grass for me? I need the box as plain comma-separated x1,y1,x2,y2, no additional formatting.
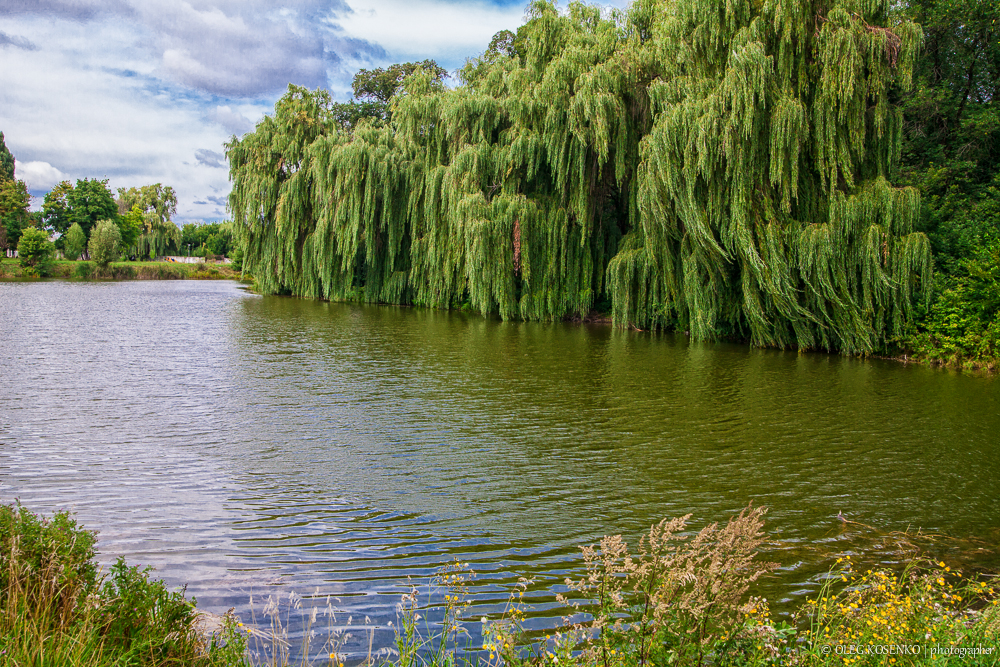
246,507,998,667
4,503,997,667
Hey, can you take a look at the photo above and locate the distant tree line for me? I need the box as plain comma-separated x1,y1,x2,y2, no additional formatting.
0,134,238,273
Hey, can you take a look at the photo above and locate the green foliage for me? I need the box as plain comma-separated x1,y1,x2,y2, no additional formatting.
73,260,95,279
0,133,30,253
903,241,1000,369
0,131,14,182
117,183,178,225
88,218,121,267
0,177,31,249
118,183,181,258
230,0,931,355
229,244,244,272
0,503,99,619
42,180,75,235
93,558,206,662
346,59,449,125
63,222,87,260
895,0,1000,368
117,204,144,251
16,226,55,273
181,221,234,257
68,178,118,238
1,503,247,666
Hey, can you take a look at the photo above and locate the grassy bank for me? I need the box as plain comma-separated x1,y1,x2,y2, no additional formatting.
3,503,998,666
0,258,248,281
0,503,246,666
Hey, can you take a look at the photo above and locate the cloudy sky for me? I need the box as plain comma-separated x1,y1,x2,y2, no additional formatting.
0,0,600,222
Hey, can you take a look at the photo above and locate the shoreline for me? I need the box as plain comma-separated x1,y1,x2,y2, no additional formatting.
5,262,991,374
0,258,249,283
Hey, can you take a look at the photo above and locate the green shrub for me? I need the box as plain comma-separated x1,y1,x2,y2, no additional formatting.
88,218,121,267
229,245,244,272
1,503,247,666
63,222,87,261
74,261,95,279
902,241,1000,370
0,502,98,625
16,226,55,274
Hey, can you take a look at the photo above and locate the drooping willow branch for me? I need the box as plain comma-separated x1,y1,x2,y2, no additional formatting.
228,0,930,354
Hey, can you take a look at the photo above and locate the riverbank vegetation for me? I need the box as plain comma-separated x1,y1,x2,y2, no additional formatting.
0,257,247,281
0,503,245,666
4,502,997,666
891,0,1000,371
226,0,998,371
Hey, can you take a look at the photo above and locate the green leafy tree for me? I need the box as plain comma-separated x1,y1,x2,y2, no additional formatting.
17,227,55,273
116,205,143,253
899,0,1000,271
63,222,87,261
179,221,232,256
204,225,233,257
0,131,14,183
0,177,31,249
67,178,117,238
229,0,930,355
0,134,30,251
894,0,1000,365
329,60,449,129
352,59,448,104
88,219,121,267
117,184,180,258
42,181,75,235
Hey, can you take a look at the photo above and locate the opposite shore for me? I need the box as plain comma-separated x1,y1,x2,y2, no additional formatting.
0,258,248,282
2,260,991,375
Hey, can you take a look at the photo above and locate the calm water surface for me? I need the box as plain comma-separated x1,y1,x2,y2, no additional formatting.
2,281,998,658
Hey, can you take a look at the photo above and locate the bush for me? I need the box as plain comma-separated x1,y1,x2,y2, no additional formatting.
63,222,87,261
88,218,121,267
902,240,1000,370
0,503,98,626
16,226,55,274
0,503,247,666
229,245,244,272
73,261,95,279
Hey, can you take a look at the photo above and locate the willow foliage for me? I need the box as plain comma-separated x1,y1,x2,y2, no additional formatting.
228,0,930,353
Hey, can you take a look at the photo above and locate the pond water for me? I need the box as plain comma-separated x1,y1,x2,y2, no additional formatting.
2,280,998,659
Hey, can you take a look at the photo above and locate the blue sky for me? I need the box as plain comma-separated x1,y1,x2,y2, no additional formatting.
0,0,619,222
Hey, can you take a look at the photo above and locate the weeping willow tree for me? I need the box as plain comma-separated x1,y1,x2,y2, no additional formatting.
229,0,931,354
118,184,181,258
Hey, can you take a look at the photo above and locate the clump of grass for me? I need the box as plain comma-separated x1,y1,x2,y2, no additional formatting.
74,260,96,279
1,502,246,666
553,504,779,667
240,589,356,667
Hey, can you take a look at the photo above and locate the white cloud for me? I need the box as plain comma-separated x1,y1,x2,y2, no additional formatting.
0,29,38,50
17,161,69,190
195,149,226,168
2,0,384,97
207,105,256,136
335,0,525,66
